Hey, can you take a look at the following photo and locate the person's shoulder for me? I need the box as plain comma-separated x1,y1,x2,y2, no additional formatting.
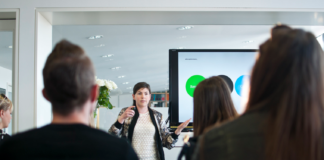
204,111,267,139
85,126,128,143
6,126,45,140
0,127,43,151
150,108,162,117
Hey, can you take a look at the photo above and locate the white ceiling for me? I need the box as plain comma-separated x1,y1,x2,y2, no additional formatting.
52,25,324,95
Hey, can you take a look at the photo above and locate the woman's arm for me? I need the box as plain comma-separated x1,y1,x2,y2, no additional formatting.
108,108,127,136
158,115,179,149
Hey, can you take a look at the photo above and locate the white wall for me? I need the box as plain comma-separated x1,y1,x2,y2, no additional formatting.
0,66,12,92
36,13,53,128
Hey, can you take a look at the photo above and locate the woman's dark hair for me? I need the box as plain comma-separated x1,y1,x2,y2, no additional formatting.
132,82,151,106
193,76,238,136
246,25,324,160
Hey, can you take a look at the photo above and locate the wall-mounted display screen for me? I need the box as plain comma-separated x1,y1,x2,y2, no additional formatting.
169,49,257,128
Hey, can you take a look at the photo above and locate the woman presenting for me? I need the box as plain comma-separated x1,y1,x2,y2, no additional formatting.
109,82,191,160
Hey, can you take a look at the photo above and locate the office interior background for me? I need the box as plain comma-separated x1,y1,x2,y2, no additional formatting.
1,0,324,159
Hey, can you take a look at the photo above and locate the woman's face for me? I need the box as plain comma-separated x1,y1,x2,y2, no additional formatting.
133,88,151,108
1,109,12,128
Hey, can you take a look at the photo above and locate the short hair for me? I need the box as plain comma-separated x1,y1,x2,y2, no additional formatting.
132,82,151,106
43,40,95,116
0,94,13,112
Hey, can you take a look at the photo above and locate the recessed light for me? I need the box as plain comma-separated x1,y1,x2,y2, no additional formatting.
101,54,114,58
118,76,125,78
177,26,194,30
176,47,185,49
95,44,105,47
243,40,253,43
8,46,12,49
123,82,129,84
88,35,103,40
111,67,121,70
126,87,132,89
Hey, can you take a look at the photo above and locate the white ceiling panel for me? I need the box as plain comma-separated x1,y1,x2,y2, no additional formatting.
52,25,324,95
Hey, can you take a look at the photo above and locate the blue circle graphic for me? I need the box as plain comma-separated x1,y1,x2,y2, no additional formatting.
235,75,250,96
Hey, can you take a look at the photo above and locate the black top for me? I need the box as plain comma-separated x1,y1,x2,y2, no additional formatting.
0,129,10,146
0,124,139,160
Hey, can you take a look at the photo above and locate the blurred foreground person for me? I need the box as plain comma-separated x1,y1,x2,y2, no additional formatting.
0,94,13,145
0,40,138,160
194,25,324,160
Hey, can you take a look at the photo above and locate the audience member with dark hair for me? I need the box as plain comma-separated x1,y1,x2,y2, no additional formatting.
178,76,238,160
193,25,324,160
0,40,138,160
0,94,13,145
109,82,191,160
193,76,238,136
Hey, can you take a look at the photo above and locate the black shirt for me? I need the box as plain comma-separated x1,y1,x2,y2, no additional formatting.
0,129,10,146
0,124,139,160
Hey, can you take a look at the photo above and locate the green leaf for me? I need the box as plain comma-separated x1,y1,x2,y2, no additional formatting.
108,101,113,109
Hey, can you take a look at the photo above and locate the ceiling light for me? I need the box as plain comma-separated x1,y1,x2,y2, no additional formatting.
126,87,132,89
118,76,125,78
176,47,185,49
95,44,105,47
101,54,114,58
8,46,12,49
111,67,121,70
177,26,194,30
243,40,253,43
123,82,129,84
88,35,104,40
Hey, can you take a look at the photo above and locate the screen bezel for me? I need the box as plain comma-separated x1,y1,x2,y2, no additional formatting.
169,49,258,129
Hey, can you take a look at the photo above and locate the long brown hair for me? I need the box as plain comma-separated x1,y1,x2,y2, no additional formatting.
246,25,324,160
193,76,238,136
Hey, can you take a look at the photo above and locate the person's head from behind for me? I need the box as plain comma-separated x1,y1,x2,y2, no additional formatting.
0,94,13,129
42,40,98,123
193,76,238,137
247,25,324,160
132,82,151,108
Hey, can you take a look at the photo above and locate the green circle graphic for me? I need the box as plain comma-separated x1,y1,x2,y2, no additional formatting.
186,75,205,97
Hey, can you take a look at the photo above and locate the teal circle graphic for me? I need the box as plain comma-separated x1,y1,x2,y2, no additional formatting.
235,75,249,96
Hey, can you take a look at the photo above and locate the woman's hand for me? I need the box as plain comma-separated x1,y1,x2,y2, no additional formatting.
175,118,192,135
118,106,135,124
